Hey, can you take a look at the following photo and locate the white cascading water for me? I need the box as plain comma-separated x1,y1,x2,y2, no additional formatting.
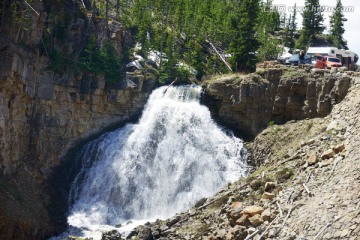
67,85,247,236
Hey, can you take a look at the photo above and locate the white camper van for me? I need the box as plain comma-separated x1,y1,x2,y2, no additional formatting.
306,47,358,68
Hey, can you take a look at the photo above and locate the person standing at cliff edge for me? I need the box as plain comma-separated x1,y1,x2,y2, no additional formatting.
299,50,305,64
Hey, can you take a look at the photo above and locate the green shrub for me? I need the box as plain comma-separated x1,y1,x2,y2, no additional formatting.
79,35,126,84
268,121,276,127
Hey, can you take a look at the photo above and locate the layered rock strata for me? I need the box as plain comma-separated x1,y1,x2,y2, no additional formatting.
203,67,353,139
0,1,156,238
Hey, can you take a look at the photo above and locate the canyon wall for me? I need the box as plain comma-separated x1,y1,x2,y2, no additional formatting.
0,1,157,239
203,66,354,139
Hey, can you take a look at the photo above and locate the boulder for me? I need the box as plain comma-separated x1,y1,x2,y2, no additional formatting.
132,225,153,240
248,214,264,227
333,143,345,153
226,225,247,240
306,151,318,165
261,192,275,200
241,206,264,217
261,209,273,222
301,138,316,146
194,197,207,208
321,149,335,159
101,229,121,240
166,215,181,228
230,202,243,210
235,214,250,226
227,203,245,225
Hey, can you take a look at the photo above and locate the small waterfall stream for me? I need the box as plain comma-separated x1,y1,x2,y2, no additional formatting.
64,85,247,238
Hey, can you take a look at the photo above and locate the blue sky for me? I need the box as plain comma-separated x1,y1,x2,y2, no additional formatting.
272,0,360,55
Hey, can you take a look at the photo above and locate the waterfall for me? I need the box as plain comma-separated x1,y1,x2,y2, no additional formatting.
67,85,247,233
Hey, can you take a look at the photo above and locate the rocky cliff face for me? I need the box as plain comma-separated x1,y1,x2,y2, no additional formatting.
0,1,156,239
203,66,353,139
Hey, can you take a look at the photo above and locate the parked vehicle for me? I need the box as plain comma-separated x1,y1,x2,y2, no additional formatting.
285,54,312,65
325,57,342,69
277,47,293,63
307,46,358,70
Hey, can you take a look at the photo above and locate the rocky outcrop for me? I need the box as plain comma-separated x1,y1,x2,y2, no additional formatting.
203,67,353,139
0,1,156,239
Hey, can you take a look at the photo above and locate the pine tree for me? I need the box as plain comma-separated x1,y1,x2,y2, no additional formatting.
229,0,260,73
257,0,281,61
296,0,324,49
329,0,347,49
284,4,297,50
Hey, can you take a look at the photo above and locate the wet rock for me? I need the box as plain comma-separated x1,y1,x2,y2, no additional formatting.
166,216,181,228
162,228,175,237
102,229,121,240
131,225,154,240
194,197,207,208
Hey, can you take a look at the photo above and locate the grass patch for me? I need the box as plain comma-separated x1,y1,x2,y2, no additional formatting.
276,167,294,183
194,223,211,238
212,195,230,208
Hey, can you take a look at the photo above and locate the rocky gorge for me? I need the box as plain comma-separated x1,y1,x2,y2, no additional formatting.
1,1,360,240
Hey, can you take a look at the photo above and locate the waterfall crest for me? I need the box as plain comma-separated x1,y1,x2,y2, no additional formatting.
68,85,247,229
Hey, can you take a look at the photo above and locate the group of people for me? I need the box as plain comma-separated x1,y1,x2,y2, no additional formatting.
298,50,327,68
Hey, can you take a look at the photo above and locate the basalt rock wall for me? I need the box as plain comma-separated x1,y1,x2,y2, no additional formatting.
203,67,353,139
0,1,156,239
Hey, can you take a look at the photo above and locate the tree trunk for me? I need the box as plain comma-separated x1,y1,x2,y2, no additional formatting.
106,0,109,20
1,0,6,29
116,0,119,18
